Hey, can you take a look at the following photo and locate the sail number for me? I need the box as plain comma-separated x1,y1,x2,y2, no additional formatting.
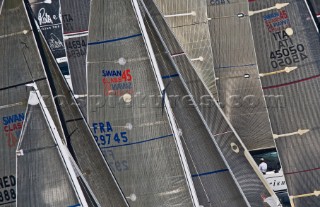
92,122,128,146
0,175,16,204
104,150,129,172
270,44,308,68
66,40,87,58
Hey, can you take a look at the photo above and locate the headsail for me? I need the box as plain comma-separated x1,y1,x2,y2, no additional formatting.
60,0,90,116
142,0,281,206
86,0,198,206
249,0,320,206
16,90,83,207
153,0,218,99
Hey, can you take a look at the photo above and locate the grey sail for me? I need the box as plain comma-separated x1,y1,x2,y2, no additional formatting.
307,0,320,29
153,0,218,99
86,0,197,206
142,0,281,206
142,3,248,207
34,14,129,207
16,93,81,207
0,1,62,206
29,0,68,74
249,0,320,206
61,0,90,116
206,0,275,151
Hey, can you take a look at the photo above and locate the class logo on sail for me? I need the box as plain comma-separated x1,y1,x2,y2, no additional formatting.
263,10,290,33
1,113,24,148
38,8,53,26
102,69,133,96
48,33,64,50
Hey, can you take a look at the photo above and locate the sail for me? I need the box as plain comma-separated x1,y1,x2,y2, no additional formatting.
16,92,81,207
152,0,218,99
249,0,320,206
28,8,129,206
0,1,62,205
307,0,320,30
86,0,198,206
29,0,68,74
142,4,248,207
142,0,281,206
206,0,275,151
60,0,90,116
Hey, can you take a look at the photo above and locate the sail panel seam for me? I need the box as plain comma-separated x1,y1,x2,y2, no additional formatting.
263,74,320,90
285,166,320,175
0,77,46,91
191,169,229,177
88,33,142,46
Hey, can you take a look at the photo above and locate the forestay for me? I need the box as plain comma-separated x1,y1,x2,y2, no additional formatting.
249,0,320,206
142,0,281,206
153,0,218,99
207,0,275,151
61,0,90,116
86,0,196,206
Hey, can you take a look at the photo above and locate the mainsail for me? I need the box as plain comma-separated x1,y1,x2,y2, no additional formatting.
152,0,218,99
249,0,320,206
142,2,248,206
61,0,90,115
16,90,83,207
142,0,281,206
86,0,199,206
206,0,275,151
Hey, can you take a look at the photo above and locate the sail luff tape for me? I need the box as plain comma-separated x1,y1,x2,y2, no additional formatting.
248,3,289,16
191,56,204,62
164,11,196,18
0,30,30,39
273,129,310,139
259,66,298,77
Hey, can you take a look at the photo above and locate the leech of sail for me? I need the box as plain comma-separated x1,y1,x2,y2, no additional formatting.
259,67,298,77
88,33,142,45
248,3,290,16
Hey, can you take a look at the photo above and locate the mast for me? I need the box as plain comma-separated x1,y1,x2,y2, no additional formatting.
248,0,320,206
16,87,88,207
141,0,281,206
152,0,218,99
305,0,320,32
